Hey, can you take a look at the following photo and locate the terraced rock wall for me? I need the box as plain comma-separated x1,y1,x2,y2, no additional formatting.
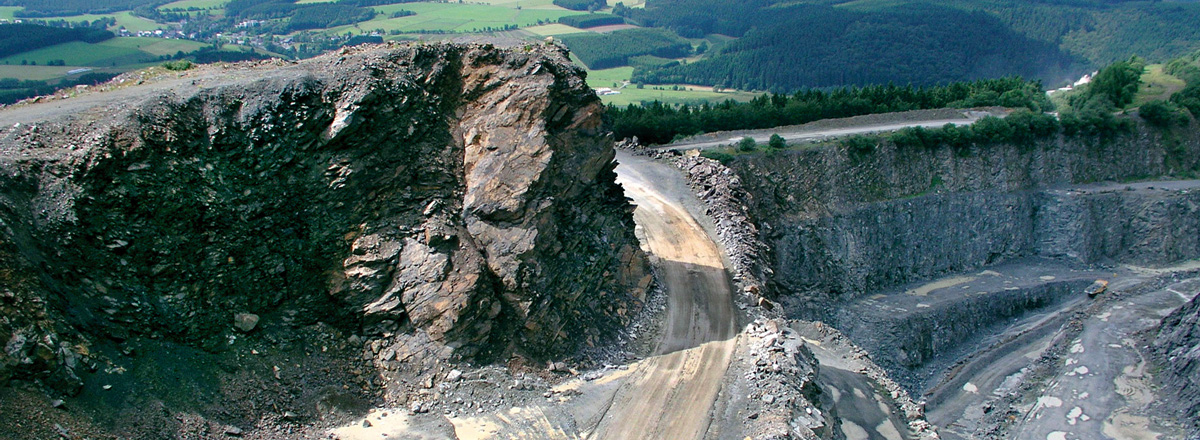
729,124,1200,306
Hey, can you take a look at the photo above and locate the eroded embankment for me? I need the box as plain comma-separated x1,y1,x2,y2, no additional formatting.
0,43,649,438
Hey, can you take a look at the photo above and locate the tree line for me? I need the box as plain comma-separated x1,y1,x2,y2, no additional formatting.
553,0,606,12
701,57,1196,164
558,13,623,29
606,77,1052,145
2,0,164,17
0,24,114,59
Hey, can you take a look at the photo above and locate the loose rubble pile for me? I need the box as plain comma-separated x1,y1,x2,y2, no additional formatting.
672,154,776,307
713,318,831,440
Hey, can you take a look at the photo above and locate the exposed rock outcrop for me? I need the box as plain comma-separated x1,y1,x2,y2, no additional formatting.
1153,291,1200,437
727,125,1200,307
0,42,649,396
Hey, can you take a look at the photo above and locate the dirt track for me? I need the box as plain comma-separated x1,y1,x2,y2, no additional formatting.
657,109,998,151
393,152,739,439
587,153,737,439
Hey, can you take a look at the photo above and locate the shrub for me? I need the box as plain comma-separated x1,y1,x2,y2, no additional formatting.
843,135,877,157
737,136,757,152
1139,100,1188,127
161,60,194,71
700,150,734,164
768,133,785,150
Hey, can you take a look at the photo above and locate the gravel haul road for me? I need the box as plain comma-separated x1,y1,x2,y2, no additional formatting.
587,153,738,439
427,152,739,439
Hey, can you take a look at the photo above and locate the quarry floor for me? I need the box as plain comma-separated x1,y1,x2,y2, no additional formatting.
842,257,1200,440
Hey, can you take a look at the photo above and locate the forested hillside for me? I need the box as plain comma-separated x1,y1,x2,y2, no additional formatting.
629,3,1077,91
0,24,114,58
0,0,163,17
559,28,690,69
621,0,1200,91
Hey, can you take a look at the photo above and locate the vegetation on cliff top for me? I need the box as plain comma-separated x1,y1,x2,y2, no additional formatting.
607,76,1049,145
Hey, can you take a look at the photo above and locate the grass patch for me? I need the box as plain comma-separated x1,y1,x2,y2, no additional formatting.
0,65,96,81
524,23,586,36
585,65,757,106
0,6,21,20
158,0,228,9
0,41,146,67
98,37,209,57
319,2,576,34
1134,64,1186,107
0,37,206,74
29,12,163,32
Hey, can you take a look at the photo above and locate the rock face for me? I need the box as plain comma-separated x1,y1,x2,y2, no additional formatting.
727,126,1200,307
1153,292,1200,437
0,42,649,392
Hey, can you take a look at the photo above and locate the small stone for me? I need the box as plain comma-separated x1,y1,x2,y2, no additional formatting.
283,411,298,420
50,399,65,409
762,394,776,404
362,419,372,428
224,426,243,436
102,384,112,390
234,313,260,332
446,369,463,382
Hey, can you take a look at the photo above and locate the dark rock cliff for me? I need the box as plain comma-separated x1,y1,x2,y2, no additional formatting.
0,43,649,394
1153,292,1200,437
728,124,1200,306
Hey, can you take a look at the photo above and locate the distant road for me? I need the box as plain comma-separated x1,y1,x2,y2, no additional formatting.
656,110,997,151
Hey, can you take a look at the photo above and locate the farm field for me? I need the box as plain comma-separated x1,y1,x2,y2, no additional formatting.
0,38,208,75
28,11,164,32
524,23,586,36
585,66,757,106
319,2,576,34
0,64,109,81
159,0,229,9
0,6,20,20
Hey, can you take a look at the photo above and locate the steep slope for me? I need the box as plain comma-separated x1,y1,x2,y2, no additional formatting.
1153,290,1200,437
0,42,649,437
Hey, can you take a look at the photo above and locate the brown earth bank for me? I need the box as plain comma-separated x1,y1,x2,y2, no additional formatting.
0,42,651,438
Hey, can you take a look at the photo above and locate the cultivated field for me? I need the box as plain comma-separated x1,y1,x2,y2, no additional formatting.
0,37,209,81
585,66,757,106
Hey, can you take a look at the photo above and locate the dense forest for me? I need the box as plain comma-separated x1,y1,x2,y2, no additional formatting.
0,0,164,17
0,24,114,59
606,77,1053,144
553,0,606,12
615,0,1200,91
557,14,623,29
558,28,690,69
625,3,1079,91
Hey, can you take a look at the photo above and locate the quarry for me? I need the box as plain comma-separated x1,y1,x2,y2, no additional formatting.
0,42,1197,440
